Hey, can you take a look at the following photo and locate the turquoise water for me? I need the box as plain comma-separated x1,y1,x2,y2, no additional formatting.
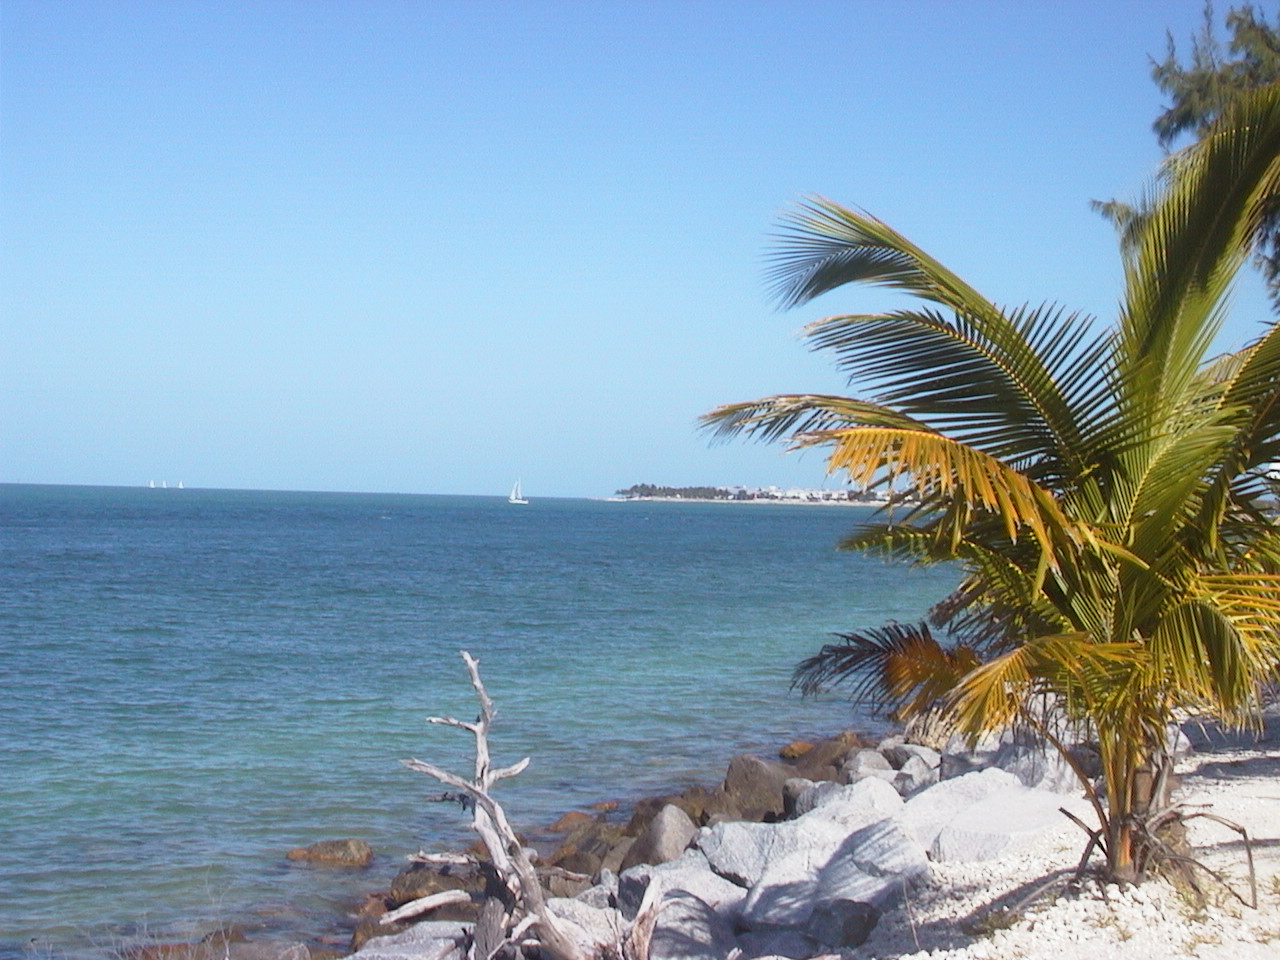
0,485,957,957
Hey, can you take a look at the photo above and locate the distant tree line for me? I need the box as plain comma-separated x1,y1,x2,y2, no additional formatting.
615,483,735,499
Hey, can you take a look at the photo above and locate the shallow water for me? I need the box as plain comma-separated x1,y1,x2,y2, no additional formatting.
0,485,957,957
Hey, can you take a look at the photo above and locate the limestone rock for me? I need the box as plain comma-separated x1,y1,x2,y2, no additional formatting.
649,891,739,960
991,741,1081,794
696,778,903,889
892,754,939,796
617,850,746,921
387,861,483,921
736,929,822,959
621,803,698,871
347,922,470,960
738,818,927,929
900,767,1022,851
549,810,596,833
931,788,1094,862
804,899,879,949
721,754,793,822
285,838,373,868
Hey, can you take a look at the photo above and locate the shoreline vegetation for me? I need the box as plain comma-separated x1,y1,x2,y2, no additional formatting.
609,484,905,506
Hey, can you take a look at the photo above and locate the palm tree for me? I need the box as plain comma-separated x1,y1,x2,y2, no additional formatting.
704,86,1280,885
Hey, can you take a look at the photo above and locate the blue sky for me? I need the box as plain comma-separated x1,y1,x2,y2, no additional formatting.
2,0,1273,498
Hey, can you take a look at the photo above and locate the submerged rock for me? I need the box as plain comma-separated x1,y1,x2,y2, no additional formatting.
286,838,374,868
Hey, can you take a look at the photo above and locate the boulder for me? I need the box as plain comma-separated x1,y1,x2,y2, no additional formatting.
931,788,1094,862
892,754,938,797
778,740,816,760
804,899,879,949
721,754,793,821
839,750,896,785
387,861,483,921
735,929,821,960
547,819,630,877
900,767,1022,851
788,733,865,782
649,891,739,960
347,922,470,960
880,742,941,772
696,778,903,889
549,810,596,833
617,850,746,921
621,803,698,871
781,777,815,819
285,838,373,868
546,897,625,949
990,741,1081,794
738,818,928,929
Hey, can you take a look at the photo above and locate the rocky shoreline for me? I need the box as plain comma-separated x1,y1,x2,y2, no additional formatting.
124,711,1280,960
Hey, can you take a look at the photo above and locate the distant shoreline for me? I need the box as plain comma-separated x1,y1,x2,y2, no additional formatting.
600,495,895,507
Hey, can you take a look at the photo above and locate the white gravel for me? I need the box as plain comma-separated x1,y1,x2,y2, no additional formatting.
849,711,1280,960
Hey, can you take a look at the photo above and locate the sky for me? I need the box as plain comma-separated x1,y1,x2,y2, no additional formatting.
2,0,1275,499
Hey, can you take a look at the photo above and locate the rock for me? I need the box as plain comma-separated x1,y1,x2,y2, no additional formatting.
738,818,928,929
804,899,879,949
599,835,635,876
892,754,939,796
387,861,483,921
549,810,596,832
991,741,1081,794
736,929,822,959
696,778,903,889
781,777,815,819
285,838,373,867
546,897,625,948
132,941,311,960
839,750,895,784
617,850,746,921
900,767,1023,851
779,740,816,760
789,780,841,818
575,869,619,909
880,742,941,772
930,787,1094,862
547,819,629,877
621,803,698,871
347,922,470,960
649,891,738,960
789,734,865,782
722,754,793,821
591,800,620,812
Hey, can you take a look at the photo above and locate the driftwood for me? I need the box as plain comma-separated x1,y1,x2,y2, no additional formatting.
403,651,641,960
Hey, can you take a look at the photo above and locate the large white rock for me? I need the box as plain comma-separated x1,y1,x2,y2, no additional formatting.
900,767,1022,851
991,740,1083,794
696,778,903,889
649,890,739,960
738,818,928,929
349,922,470,960
617,849,746,921
931,788,1094,862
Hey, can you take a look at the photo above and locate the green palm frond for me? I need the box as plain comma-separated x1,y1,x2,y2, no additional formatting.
800,305,1112,485
768,197,1001,313
700,394,927,445
1119,86,1280,411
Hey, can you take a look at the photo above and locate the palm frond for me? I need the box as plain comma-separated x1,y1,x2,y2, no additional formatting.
791,622,980,720
700,394,927,445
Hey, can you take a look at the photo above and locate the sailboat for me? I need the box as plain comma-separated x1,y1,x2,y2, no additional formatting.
508,479,529,505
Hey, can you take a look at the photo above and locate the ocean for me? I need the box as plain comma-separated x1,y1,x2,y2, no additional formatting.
0,484,957,957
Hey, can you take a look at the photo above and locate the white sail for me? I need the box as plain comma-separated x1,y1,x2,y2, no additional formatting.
508,480,529,504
